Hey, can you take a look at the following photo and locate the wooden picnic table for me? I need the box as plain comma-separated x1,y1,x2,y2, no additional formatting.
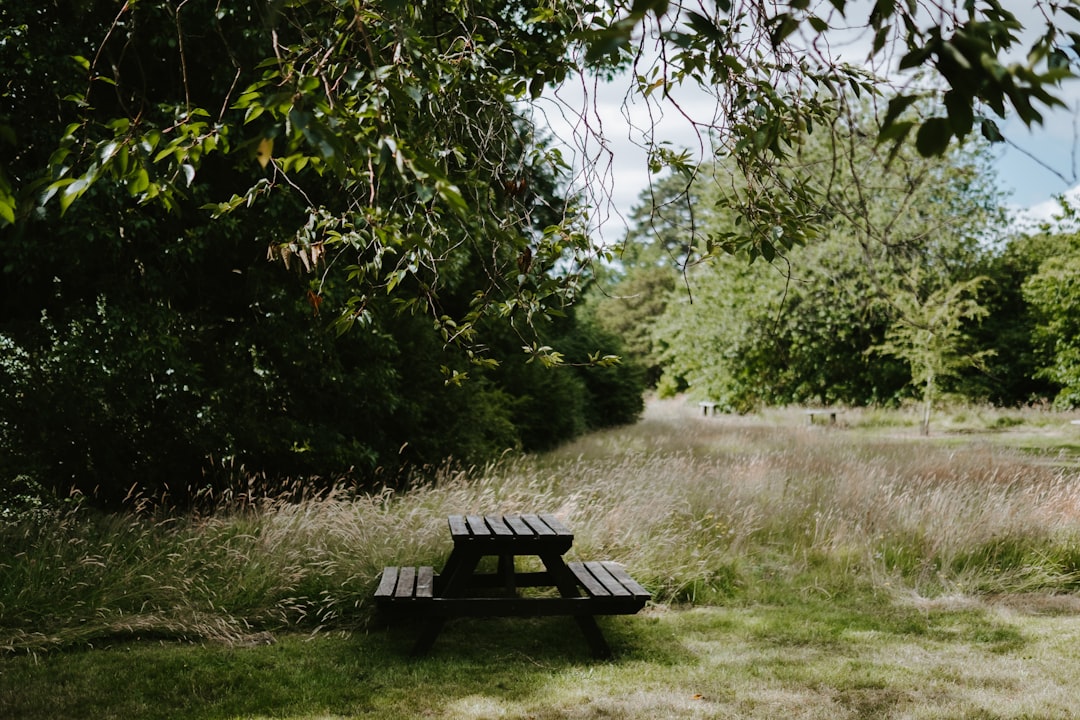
374,513,650,658
805,409,839,425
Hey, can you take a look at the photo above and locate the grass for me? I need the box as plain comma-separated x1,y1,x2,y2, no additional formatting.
5,396,1080,718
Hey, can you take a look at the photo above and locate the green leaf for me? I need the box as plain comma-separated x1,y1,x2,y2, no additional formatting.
944,90,974,138
769,14,800,47
871,25,890,56
980,117,1004,143
915,117,952,157
59,177,88,215
436,180,469,216
686,11,723,41
881,94,918,130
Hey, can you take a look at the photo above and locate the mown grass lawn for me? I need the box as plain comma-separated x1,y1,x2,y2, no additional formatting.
5,398,1080,719
5,596,1080,719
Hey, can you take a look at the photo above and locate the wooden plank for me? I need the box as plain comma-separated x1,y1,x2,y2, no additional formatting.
485,515,514,536
465,514,491,536
416,566,435,598
521,513,555,536
584,561,631,596
539,513,572,536
568,562,611,597
447,515,469,537
602,562,650,599
503,515,533,536
374,566,399,598
394,566,417,598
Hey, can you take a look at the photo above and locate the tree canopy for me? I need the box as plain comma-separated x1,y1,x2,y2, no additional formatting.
3,1,1080,502
4,1,1079,337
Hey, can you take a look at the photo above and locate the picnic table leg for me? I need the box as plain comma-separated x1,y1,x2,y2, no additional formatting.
498,553,517,594
412,548,483,656
538,551,612,659
411,618,445,656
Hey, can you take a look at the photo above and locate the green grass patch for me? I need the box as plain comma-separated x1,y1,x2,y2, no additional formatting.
4,599,1080,719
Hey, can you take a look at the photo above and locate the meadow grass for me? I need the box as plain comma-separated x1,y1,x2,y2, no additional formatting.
4,397,1080,718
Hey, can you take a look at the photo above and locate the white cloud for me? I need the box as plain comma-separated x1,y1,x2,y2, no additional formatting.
1010,185,1080,231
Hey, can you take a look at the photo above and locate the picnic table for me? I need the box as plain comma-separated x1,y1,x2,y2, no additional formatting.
374,513,650,658
805,409,839,425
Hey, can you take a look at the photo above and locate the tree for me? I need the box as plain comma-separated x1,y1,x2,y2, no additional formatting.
872,274,993,434
649,102,1006,412
2,0,1078,501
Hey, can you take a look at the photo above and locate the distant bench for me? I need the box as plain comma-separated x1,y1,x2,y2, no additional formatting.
805,409,839,425
698,401,719,416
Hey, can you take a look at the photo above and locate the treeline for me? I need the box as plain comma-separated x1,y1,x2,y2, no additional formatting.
0,164,646,506
591,111,1080,424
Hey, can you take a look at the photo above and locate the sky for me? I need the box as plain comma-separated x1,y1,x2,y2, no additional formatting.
532,2,1080,242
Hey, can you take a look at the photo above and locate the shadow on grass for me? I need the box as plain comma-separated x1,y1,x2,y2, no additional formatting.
0,614,691,720
0,598,1041,720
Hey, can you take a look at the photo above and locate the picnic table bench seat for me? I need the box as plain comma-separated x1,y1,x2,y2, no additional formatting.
374,561,649,616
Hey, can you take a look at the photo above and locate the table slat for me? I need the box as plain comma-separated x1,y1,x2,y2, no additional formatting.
503,515,534,536
485,515,514,536
521,513,556,536
539,513,571,535
447,515,469,536
465,514,491,535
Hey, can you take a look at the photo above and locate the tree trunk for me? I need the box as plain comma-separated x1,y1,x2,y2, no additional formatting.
921,371,934,436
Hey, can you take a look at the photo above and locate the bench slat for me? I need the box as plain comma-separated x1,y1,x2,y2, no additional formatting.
394,566,417,598
425,596,645,617
568,562,611,597
600,562,650,599
416,566,434,598
584,561,632,597
376,566,436,601
374,566,400,598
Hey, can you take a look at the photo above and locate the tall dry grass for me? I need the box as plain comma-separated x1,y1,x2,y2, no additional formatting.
4,398,1080,652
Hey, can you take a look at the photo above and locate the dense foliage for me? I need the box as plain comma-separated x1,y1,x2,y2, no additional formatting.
1022,221,1080,408
0,0,644,506
3,0,1080,504
607,110,1080,417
